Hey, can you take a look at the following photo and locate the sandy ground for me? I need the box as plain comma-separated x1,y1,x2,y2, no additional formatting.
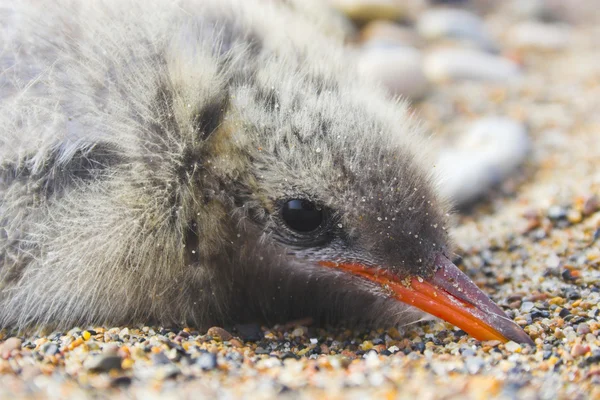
1,1,600,399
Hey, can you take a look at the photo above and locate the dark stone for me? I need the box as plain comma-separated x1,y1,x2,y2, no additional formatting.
414,342,426,354
567,291,582,300
234,324,263,342
559,308,570,318
530,308,549,319
85,355,123,373
111,376,132,387
561,269,577,281
280,352,299,360
584,350,600,365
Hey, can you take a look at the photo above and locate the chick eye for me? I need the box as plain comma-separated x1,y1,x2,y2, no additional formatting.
281,199,323,232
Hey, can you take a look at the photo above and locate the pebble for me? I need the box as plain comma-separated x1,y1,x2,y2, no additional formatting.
151,352,171,365
507,0,556,21
521,302,535,312
234,323,262,341
424,48,521,83
206,327,233,341
329,0,410,22
357,46,429,99
359,20,424,48
504,341,521,352
43,343,60,356
417,8,496,51
197,353,218,370
571,344,590,357
465,357,484,374
437,117,530,206
576,323,591,335
1,337,22,359
508,22,570,52
84,355,123,373
583,195,599,216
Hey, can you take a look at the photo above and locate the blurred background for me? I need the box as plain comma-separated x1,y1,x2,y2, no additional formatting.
294,0,600,214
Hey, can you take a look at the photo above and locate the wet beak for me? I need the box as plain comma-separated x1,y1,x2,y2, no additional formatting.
320,254,533,345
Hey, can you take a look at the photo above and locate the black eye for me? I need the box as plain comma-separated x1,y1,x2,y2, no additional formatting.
281,199,323,232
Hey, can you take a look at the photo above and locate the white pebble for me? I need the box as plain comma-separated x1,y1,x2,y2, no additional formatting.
357,46,429,100
521,302,535,312
504,341,521,352
424,48,521,83
437,117,530,207
508,22,570,52
360,20,423,48
465,357,484,374
417,8,496,51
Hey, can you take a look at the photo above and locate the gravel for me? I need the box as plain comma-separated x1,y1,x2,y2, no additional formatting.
1,0,600,398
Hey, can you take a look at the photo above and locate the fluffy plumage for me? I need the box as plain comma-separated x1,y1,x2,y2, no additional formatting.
0,0,450,330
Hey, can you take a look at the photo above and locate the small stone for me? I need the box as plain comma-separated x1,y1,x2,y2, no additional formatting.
43,343,60,356
206,327,233,341
577,323,591,335
567,209,582,224
424,49,521,83
1,337,22,359
521,302,535,312
84,355,123,372
508,0,553,21
437,117,530,207
82,331,92,341
465,357,484,374
234,324,263,341
197,352,218,370
229,339,243,348
103,343,119,355
547,206,567,221
417,8,496,51
291,327,306,337
583,195,599,216
504,341,521,352
508,22,570,52
571,344,590,357
357,46,429,100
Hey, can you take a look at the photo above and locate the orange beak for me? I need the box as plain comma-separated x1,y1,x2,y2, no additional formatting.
320,254,533,345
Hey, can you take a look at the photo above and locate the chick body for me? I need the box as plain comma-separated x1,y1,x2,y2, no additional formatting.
0,0,448,329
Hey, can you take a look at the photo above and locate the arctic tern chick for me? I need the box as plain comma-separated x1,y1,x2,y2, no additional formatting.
0,0,532,344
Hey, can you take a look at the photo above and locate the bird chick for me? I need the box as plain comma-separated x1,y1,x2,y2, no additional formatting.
0,0,532,344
